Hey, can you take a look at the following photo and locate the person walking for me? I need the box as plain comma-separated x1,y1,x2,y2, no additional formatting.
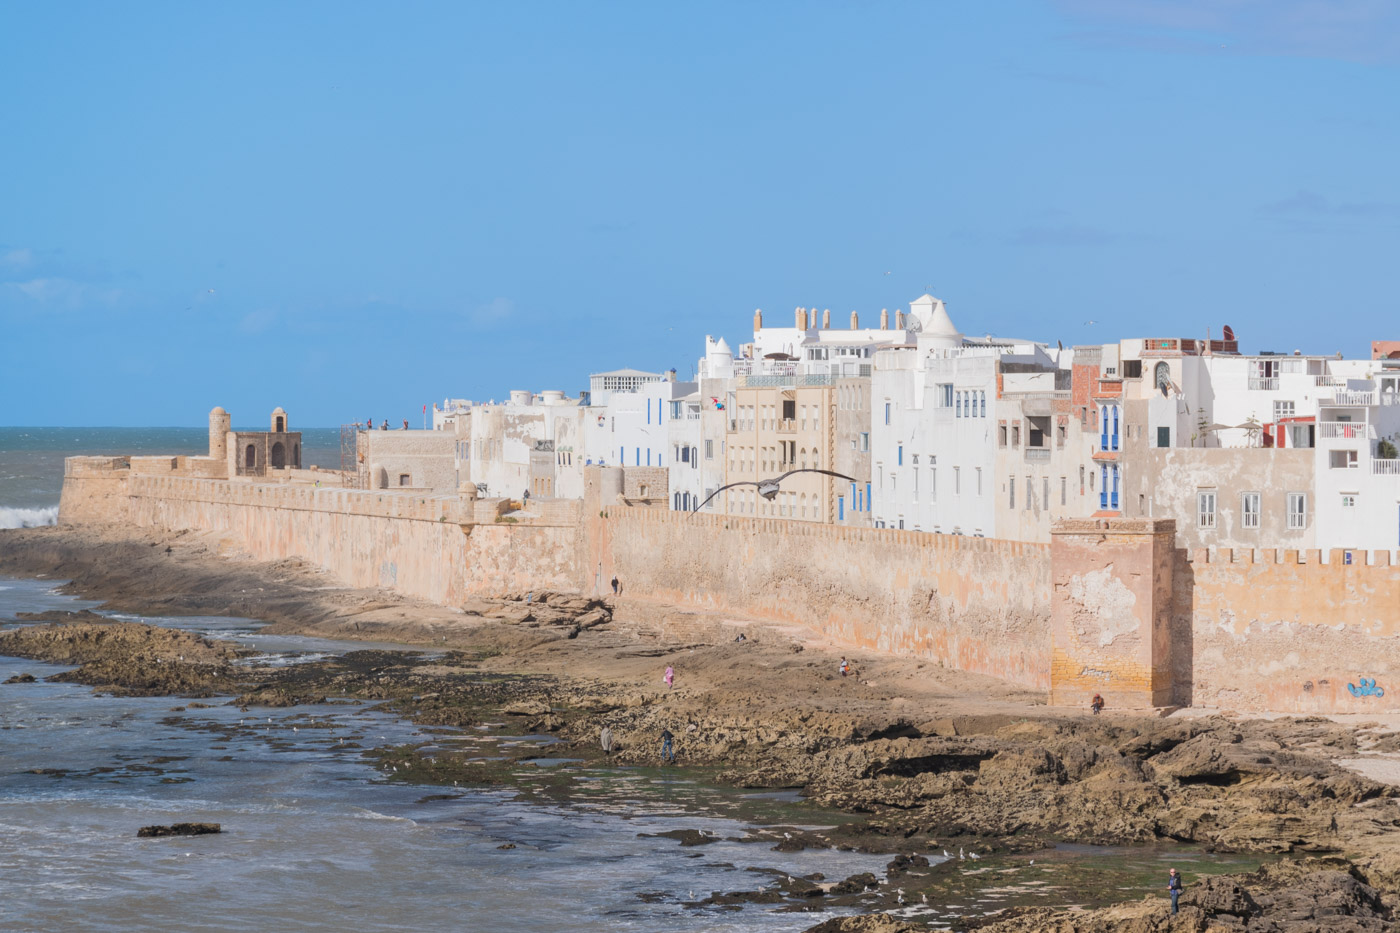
664,665,674,690
1168,867,1183,914
839,657,849,677
610,576,619,595
1091,693,1105,715
660,727,675,764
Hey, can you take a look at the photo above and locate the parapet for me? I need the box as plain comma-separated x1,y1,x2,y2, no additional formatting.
1050,517,1177,537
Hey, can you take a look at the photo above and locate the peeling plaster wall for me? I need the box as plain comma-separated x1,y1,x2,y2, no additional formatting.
1181,547,1400,712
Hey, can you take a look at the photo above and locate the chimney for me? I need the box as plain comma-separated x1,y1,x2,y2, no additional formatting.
821,309,830,329
796,307,808,330
880,308,889,329
895,310,905,329
753,308,763,331
850,311,859,330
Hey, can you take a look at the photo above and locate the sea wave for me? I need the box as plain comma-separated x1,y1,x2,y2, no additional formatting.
0,505,58,529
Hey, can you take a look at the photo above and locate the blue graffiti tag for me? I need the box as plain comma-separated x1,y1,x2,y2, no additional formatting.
1347,678,1385,698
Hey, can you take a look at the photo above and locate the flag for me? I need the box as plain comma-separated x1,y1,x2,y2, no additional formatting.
423,404,427,413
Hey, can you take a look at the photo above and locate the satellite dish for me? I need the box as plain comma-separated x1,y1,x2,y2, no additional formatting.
1222,324,1235,341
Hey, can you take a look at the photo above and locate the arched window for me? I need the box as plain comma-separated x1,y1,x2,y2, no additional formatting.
275,416,285,432
270,442,286,469
1155,361,1171,393
674,492,681,511
245,445,256,469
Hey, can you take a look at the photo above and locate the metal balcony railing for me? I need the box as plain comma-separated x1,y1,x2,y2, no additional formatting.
1373,459,1400,476
1248,377,1279,391
1024,448,1051,462
1328,391,1377,406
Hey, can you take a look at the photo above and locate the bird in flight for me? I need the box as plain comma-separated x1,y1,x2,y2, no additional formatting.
691,469,858,513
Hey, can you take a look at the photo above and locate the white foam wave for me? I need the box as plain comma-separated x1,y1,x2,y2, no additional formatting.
0,505,58,529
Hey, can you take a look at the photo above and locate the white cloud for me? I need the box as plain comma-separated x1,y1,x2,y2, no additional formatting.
239,309,278,334
469,297,517,327
3,277,122,309
1,248,33,269
1053,0,1400,64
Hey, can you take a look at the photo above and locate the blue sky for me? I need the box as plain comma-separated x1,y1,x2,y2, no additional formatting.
3,0,1398,427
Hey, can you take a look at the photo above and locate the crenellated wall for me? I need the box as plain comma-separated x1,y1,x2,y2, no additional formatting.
1180,546,1400,713
124,475,582,604
52,458,1400,712
597,508,1053,689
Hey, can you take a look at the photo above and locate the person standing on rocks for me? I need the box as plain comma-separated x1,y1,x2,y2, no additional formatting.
664,665,674,689
660,727,675,764
839,657,849,677
1168,867,1183,914
600,725,614,754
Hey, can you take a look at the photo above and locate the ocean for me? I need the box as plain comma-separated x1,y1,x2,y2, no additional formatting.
0,427,343,529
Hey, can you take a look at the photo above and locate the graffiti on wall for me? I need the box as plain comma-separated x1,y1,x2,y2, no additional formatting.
1347,678,1385,698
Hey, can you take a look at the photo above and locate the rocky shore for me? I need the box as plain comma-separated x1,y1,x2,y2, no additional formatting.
4,523,1400,930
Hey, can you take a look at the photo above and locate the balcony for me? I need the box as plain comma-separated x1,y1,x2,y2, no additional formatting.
776,418,796,434
1314,375,1344,387
1319,422,1376,439
1328,391,1377,406
1024,448,1051,462
1248,377,1279,391
1374,459,1400,476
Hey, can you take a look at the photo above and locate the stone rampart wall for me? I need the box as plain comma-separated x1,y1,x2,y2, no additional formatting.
597,508,1053,689
1179,546,1400,713
123,475,581,604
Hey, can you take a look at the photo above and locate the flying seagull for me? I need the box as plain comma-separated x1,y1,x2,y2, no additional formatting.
691,469,858,513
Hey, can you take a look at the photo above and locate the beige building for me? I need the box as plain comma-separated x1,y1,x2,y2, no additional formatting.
722,382,839,521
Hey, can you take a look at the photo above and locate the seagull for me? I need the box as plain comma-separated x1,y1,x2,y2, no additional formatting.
922,893,928,904
897,888,905,905
943,849,951,858
783,832,792,840
1084,320,1097,326
691,469,858,513
969,851,980,860
1029,859,1035,865
688,890,694,900
959,847,964,860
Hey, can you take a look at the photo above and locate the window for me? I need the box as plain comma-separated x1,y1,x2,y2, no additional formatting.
1341,494,1357,508
1157,426,1170,448
1287,493,1307,529
859,432,870,452
998,424,1007,447
884,402,891,425
1025,475,1032,510
1122,359,1142,379
1057,424,1066,448
1060,476,1067,506
897,445,903,466
980,391,986,418
1154,361,1171,392
955,392,962,418
1043,477,1050,510
976,467,982,495
1197,490,1217,528
1011,424,1020,447
782,399,795,421
954,466,960,494
938,384,953,408
399,474,411,487
1329,450,1358,469
1008,476,1015,509
1241,492,1260,529
1273,400,1295,421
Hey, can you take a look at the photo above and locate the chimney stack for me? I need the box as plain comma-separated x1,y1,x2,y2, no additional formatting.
796,307,808,330
850,311,859,330
880,308,889,329
821,308,830,329
895,310,906,329
753,308,763,330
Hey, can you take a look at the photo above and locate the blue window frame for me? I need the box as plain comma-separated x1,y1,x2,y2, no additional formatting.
897,445,903,466
884,402,890,425
838,496,845,520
